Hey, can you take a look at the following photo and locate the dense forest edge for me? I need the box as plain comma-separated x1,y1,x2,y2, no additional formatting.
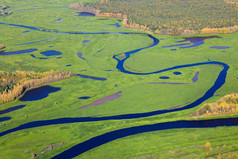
69,0,238,35
0,70,75,104
191,93,238,118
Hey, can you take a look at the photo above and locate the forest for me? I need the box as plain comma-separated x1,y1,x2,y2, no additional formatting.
0,70,75,104
82,0,238,35
191,94,238,118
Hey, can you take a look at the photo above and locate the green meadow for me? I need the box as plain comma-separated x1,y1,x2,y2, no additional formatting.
0,0,238,158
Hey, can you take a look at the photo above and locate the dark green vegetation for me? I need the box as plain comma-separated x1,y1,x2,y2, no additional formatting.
0,0,238,159
84,0,238,34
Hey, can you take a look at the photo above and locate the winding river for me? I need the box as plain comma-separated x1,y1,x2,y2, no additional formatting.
52,117,238,159
0,22,232,158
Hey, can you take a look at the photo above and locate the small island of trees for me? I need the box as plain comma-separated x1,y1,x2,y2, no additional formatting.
0,4,12,16
0,44,5,50
191,93,238,118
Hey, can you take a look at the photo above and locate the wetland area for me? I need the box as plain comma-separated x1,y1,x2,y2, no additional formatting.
0,1,238,159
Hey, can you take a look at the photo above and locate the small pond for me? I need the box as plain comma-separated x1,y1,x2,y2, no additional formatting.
20,85,61,101
41,50,62,56
173,72,182,75
78,96,91,100
159,76,170,79
210,46,230,49
75,12,95,16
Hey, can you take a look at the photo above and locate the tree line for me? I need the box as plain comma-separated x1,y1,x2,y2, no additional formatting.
0,70,75,104
191,93,238,118
79,0,238,35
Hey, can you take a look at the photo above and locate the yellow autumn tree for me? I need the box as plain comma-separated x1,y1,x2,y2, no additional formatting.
0,44,5,50
205,141,211,149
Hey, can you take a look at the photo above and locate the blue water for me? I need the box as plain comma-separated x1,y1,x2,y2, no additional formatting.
0,60,228,136
78,96,91,100
170,49,176,51
83,40,90,43
192,71,200,83
98,49,104,53
77,52,85,60
16,37,56,46
210,46,230,49
75,12,95,17
109,23,121,28
66,64,72,67
162,36,221,49
76,74,107,81
20,85,61,101
180,41,204,49
173,72,182,75
54,18,62,22
159,76,170,79
0,22,41,31
31,54,36,58
0,49,38,55
0,117,11,122
22,31,30,33
0,105,25,115
31,54,48,60
51,117,238,159
40,50,62,56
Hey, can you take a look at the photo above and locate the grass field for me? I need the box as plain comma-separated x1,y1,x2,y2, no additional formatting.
0,1,238,159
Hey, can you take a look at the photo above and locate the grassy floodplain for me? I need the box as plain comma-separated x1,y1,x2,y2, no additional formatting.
0,0,238,159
